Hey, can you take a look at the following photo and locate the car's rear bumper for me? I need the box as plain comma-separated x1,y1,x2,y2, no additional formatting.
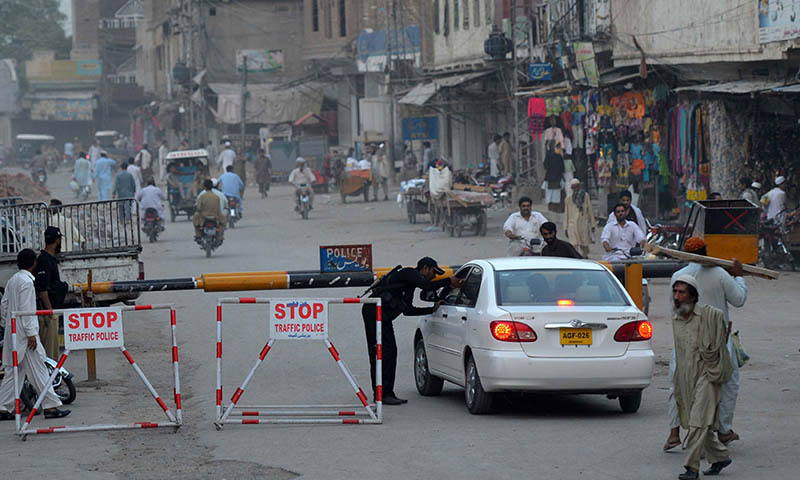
471,347,654,393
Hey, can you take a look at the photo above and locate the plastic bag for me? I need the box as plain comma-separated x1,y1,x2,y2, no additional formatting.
731,330,750,368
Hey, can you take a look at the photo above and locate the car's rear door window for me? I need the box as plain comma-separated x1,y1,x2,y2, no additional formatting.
442,266,471,305
495,269,629,306
457,266,483,307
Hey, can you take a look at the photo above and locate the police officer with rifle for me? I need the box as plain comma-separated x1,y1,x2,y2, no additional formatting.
362,257,463,405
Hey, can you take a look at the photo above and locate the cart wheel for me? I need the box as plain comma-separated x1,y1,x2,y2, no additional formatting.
363,184,370,203
478,211,488,236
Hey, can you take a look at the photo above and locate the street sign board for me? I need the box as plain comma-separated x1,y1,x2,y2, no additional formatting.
528,63,552,81
64,307,124,350
269,300,329,340
319,244,373,273
402,117,439,141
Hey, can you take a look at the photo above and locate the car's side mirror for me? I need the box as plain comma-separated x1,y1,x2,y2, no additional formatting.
530,238,542,246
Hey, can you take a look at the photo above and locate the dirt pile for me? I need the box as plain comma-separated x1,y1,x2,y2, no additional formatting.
0,173,51,203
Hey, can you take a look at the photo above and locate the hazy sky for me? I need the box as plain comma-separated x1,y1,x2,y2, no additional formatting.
59,0,72,37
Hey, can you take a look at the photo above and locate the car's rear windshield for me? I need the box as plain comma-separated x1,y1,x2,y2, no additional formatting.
495,268,630,306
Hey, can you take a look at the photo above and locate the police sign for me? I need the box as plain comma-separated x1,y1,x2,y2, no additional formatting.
269,300,328,340
64,307,124,350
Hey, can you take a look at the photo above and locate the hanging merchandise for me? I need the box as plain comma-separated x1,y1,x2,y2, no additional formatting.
527,97,547,140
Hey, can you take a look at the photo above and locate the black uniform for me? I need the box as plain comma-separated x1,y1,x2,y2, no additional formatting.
541,238,584,259
34,250,68,308
362,267,450,398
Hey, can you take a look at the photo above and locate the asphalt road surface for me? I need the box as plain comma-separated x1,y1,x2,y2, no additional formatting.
2,168,798,479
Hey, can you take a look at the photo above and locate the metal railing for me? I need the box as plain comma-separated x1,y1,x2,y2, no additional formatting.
0,199,141,257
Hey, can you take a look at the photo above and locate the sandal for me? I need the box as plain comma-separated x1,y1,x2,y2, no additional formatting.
43,408,71,419
663,437,681,451
718,430,740,445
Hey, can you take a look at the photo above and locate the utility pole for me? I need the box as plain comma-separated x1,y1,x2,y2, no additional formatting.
240,55,248,149
511,0,519,177
384,0,396,172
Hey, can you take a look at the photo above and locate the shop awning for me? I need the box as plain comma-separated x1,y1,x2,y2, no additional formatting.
673,80,787,94
209,83,323,125
398,70,497,105
22,90,98,121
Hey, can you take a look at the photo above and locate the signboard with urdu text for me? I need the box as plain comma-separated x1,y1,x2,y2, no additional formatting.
528,63,553,81
319,244,373,273
401,117,439,141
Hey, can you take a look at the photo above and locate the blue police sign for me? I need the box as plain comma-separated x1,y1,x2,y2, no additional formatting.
529,63,552,82
402,117,439,141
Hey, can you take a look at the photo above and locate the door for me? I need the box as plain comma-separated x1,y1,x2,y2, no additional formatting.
439,266,484,377
426,266,470,377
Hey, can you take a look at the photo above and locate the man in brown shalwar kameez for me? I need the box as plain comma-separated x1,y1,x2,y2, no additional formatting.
671,275,734,479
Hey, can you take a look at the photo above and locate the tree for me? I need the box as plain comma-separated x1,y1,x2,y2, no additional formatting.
0,0,71,65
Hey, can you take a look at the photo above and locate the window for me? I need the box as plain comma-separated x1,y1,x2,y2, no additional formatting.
485,0,492,24
312,0,319,32
494,269,630,307
324,0,333,38
339,0,347,36
443,267,471,305
434,0,440,34
443,0,449,36
454,0,459,31
473,0,480,27
463,0,469,29
458,267,483,307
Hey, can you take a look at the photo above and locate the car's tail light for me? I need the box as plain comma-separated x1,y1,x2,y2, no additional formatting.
614,321,653,342
490,321,537,342
557,299,574,307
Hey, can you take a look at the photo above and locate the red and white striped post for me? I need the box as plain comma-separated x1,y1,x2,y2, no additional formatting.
214,297,382,428
12,304,181,439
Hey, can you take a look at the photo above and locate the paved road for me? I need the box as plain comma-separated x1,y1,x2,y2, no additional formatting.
2,169,799,479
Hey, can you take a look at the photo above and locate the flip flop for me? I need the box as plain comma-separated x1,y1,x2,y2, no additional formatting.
663,438,681,451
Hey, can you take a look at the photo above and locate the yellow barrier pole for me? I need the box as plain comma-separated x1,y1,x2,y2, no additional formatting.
625,263,644,311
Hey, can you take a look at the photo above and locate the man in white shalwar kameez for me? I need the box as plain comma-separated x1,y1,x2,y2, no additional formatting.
0,249,70,420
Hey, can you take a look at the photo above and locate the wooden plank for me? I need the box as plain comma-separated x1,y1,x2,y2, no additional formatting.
645,243,780,280
452,183,492,193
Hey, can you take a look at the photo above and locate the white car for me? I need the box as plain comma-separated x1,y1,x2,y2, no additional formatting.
413,257,654,414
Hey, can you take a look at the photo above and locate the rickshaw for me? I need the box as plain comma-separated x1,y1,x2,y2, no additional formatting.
165,149,207,221
13,134,55,166
95,130,127,162
678,199,761,264
339,169,371,203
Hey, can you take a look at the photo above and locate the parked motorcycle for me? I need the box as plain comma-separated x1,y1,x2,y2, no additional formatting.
142,208,163,243
226,196,241,229
296,184,311,220
759,217,795,271
196,217,222,257
647,222,684,251
490,175,515,207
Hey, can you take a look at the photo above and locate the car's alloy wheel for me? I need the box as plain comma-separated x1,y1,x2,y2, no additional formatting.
465,356,493,414
414,339,443,396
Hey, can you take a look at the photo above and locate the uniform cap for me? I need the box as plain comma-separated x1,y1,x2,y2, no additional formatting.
417,257,444,275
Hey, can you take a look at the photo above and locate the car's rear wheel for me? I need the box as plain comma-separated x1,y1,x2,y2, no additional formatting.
465,356,493,414
619,391,642,413
414,338,444,396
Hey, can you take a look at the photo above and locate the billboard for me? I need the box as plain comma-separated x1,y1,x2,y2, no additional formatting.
758,0,800,43
236,49,284,72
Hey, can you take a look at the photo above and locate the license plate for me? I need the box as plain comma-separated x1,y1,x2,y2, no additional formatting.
560,328,592,345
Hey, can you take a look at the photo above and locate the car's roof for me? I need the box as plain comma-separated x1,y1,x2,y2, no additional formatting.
166,149,208,160
482,257,607,271
16,134,55,140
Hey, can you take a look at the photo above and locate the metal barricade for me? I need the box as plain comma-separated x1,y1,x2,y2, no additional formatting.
215,297,382,428
48,199,141,254
0,202,48,255
10,304,181,439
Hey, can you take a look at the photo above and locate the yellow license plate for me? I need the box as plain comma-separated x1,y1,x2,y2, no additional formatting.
560,328,592,345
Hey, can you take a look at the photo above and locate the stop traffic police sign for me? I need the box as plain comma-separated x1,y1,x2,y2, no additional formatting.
64,307,125,350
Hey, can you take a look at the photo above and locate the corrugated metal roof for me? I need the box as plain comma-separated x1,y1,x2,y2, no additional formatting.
398,70,497,106
673,80,787,94
398,82,436,106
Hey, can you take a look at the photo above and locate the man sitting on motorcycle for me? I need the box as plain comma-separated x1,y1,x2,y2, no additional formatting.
288,157,316,211
218,165,244,218
601,203,646,261
193,179,226,241
136,177,167,231
503,196,549,256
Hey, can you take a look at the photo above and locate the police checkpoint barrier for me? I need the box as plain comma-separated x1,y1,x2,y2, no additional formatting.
10,304,181,439
215,297,382,428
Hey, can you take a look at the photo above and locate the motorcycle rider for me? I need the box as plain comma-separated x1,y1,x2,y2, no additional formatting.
503,196,548,256
218,165,244,219
606,190,648,235
136,177,167,232
30,149,48,182
288,157,316,211
193,179,225,242
601,203,646,261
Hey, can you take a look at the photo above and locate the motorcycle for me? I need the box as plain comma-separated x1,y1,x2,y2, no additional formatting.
759,216,795,271
647,222,684,251
520,237,543,256
490,174,515,207
142,208,164,243
0,327,76,409
33,168,47,186
296,184,311,220
226,196,241,229
196,217,222,257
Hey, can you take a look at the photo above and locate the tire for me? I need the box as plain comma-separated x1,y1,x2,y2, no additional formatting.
363,184,369,203
464,356,493,414
170,208,176,222
229,217,235,229
46,362,77,405
479,211,488,236
149,231,157,243
414,338,444,396
205,244,212,257
619,391,642,413
302,205,309,220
